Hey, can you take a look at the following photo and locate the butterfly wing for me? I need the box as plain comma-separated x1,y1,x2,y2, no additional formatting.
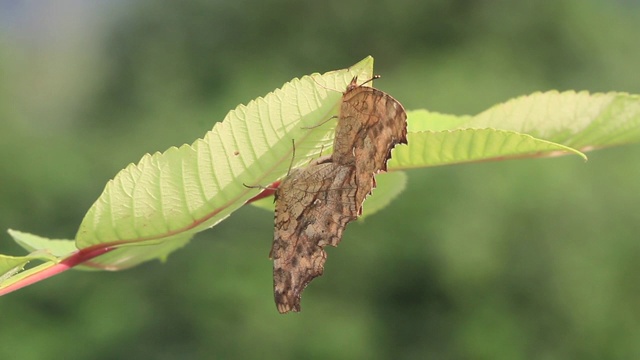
334,82,408,208
272,162,358,313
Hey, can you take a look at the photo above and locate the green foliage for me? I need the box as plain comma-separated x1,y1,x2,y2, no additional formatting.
2,56,640,295
2,1,640,359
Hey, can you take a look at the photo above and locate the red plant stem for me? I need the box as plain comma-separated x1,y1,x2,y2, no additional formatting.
0,245,115,296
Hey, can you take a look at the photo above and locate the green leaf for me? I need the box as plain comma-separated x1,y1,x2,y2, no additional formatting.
406,109,473,132
0,230,73,283
0,261,58,291
389,128,585,169
7,229,170,271
359,171,407,220
80,233,193,270
0,255,32,283
466,91,640,150
72,57,375,269
392,91,640,168
10,229,78,257
412,91,640,150
248,194,276,213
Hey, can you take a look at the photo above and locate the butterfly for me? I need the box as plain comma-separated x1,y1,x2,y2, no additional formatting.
271,76,408,313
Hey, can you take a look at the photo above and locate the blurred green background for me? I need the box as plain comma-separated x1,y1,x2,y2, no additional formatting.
1,0,640,359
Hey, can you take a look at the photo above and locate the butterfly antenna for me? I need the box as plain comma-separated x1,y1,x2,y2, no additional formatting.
359,75,381,87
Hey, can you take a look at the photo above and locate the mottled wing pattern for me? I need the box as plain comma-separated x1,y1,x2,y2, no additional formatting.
272,158,358,313
331,78,368,166
333,76,408,208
